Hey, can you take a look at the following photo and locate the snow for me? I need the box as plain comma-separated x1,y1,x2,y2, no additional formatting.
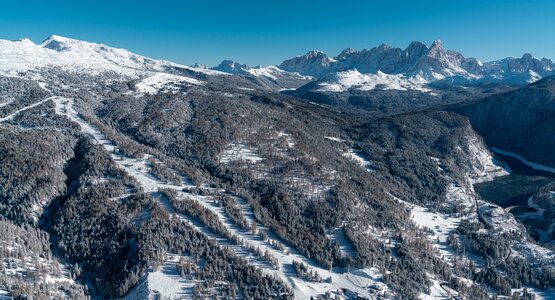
0,100,12,108
445,183,475,210
343,149,373,172
492,147,555,175
324,136,344,142
317,70,431,93
408,201,461,254
135,73,203,94
219,143,263,164
466,137,510,184
323,136,374,172
328,227,356,257
237,87,255,91
246,65,313,81
141,254,196,299
277,131,295,148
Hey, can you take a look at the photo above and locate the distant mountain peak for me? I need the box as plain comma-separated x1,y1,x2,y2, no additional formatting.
430,39,442,48
278,50,334,77
304,50,326,56
212,60,250,73
191,63,207,69
376,43,391,51
40,34,72,50
335,48,357,60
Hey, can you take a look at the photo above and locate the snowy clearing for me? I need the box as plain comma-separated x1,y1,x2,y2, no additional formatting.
135,73,204,94
219,143,263,164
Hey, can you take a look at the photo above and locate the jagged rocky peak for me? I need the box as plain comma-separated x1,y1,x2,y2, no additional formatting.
461,57,483,74
191,63,208,69
375,43,391,51
335,47,357,60
426,40,450,60
404,41,429,58
279,50,334,77
303,50,329,59
212,60,250,73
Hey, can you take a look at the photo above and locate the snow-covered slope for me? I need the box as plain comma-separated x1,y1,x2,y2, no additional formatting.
134,73,204,95
0,35,222,79
316,70,431,92
211,60,313,89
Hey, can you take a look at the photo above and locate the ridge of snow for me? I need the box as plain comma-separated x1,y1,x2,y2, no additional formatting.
245,65,313,81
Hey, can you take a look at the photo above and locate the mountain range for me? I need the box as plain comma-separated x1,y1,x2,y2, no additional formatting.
212,39,553,91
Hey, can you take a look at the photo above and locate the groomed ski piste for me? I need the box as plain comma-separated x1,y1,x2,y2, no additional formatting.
44,96,390,299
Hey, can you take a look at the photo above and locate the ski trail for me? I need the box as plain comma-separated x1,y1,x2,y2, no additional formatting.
0,97,53,122
52,96,386,299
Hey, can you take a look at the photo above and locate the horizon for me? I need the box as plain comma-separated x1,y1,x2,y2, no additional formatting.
1,0,554,66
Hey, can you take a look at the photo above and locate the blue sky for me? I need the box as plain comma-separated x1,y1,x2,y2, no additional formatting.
2,0,554,66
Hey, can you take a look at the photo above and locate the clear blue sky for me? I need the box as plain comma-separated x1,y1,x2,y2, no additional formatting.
2,0,554,66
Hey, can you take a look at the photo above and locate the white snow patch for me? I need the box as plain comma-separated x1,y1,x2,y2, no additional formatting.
220,143,263,164
237,87,255,91
343,149,373,172
324,136,344,142
246,65,313,81
143,254,195,299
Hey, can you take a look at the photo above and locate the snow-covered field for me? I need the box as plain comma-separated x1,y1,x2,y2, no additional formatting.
123,254,197,300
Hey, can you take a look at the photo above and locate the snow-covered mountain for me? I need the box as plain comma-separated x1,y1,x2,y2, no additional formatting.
211,60,313,90
0,35,223,79
278,41,473,83
277,40,554,93
279,50,336,77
